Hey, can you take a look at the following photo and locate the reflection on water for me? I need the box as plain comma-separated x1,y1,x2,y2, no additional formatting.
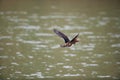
0,0,120,80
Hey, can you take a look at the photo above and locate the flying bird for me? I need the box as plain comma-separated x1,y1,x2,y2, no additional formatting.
53,29,79,47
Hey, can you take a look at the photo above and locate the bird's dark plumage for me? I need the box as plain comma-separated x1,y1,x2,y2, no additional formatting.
53,29,70,43
53,29,79,47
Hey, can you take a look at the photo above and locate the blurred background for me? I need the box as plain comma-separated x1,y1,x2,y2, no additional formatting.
0,0,120,80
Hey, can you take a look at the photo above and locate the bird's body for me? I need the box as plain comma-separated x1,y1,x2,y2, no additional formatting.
53,29,79,47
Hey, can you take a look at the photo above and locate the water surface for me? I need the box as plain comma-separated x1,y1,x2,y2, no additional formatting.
0,0,120,80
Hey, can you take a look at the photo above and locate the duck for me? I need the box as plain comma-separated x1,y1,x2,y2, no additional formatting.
53,29,79,47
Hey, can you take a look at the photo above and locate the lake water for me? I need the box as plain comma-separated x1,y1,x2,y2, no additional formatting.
0,0,120,80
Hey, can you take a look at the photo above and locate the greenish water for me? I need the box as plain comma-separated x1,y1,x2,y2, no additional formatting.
0,0,120,80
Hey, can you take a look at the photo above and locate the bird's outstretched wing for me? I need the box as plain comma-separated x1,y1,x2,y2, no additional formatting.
70,33,79,43
53,29,70,43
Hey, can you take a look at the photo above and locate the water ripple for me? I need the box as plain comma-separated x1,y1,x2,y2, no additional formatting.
15,25,40,30
63,73,80,77
81,63,98,67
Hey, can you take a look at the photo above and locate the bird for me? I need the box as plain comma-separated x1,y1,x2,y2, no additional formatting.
53,29,79,47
